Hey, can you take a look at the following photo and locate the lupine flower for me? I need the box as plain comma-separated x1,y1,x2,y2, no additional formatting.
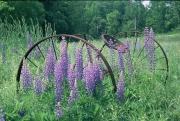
18,109,25,117
21,58,32,91
34,67,43,95
108,40,115,70
56,102,62,118
83,58,89,80
86,62,95,94
68,64,75,90
86,41,93,63
126,38,133,77
54,59,64,104
75,41,83,80
144,27,149,51
0,105,5,121
68,79,79,106
136,38,141,55
43,46,55,82
117,71,124,102
92,58,101,84
148,28,156,71
60,38,69,80
117,48,124,73
1,43,5,64
72,42,76,62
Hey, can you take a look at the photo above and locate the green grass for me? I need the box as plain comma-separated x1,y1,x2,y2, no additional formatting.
0,19,180,121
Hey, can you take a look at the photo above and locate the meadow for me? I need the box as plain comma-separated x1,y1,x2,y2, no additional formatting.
0,18,180,121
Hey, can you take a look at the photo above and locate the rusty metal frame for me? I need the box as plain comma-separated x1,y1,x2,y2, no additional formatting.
113,31,169,84
16,34,116,93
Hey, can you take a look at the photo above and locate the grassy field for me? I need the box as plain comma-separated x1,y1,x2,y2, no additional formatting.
0,20,180,121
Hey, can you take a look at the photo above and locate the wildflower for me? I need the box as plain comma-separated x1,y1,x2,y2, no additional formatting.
117,48,124,73
86,62,95,94
108,39,115,70
21,58,32,91
34,67,43,95
117,71,124,102
43,46,55,82
75,41,83,80
35,45,41,59
54,59,64,104
60,38,69,80
68,64,75,90
56,102,62,118
72,42,76,62
68,79,79,106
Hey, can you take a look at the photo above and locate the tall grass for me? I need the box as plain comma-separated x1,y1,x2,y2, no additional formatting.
0,18,180,121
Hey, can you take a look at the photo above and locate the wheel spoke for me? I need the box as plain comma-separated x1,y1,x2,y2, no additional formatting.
26,57,42,71
37,45,45,60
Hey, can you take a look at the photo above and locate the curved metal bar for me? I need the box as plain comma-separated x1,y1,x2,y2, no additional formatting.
16,34,116,93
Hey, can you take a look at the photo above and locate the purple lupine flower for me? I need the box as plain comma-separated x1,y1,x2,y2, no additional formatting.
108,39,115,70
126,38,133,77
117,48,124,73
56,102,62,118
1,43,5,64
34,67,43,95
60,38,69,80
92,58,101,84
117,71,124,102
83,58,89,80
136,38,140,55
165,43,168,54
148,28,156,71
86,41,93,63
68,64,75,90
54,59,64,104
43,46,55,82
21,58,32,91
75,41,83,80
86,62,95,94
68,79,79,106
144,27,149,51
72,42,76,62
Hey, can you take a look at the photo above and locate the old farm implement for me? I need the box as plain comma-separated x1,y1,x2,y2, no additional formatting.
16,29,169,93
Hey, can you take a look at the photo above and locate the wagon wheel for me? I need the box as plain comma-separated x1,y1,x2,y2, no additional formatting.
16,34,117,93
101,30,169,85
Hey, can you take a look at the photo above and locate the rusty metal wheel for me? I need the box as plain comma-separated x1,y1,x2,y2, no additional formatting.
16,34,117,93
102,30,169,85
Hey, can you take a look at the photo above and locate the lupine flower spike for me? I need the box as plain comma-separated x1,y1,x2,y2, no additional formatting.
21,58,32,91
75,41,83,80
68,79,79,106
68,64,75,90
86,62,95,94
34,67,43,95
108,39,115,70
117,47,124,73
56,102,62,118
54,59,64,104
117,71,124,102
